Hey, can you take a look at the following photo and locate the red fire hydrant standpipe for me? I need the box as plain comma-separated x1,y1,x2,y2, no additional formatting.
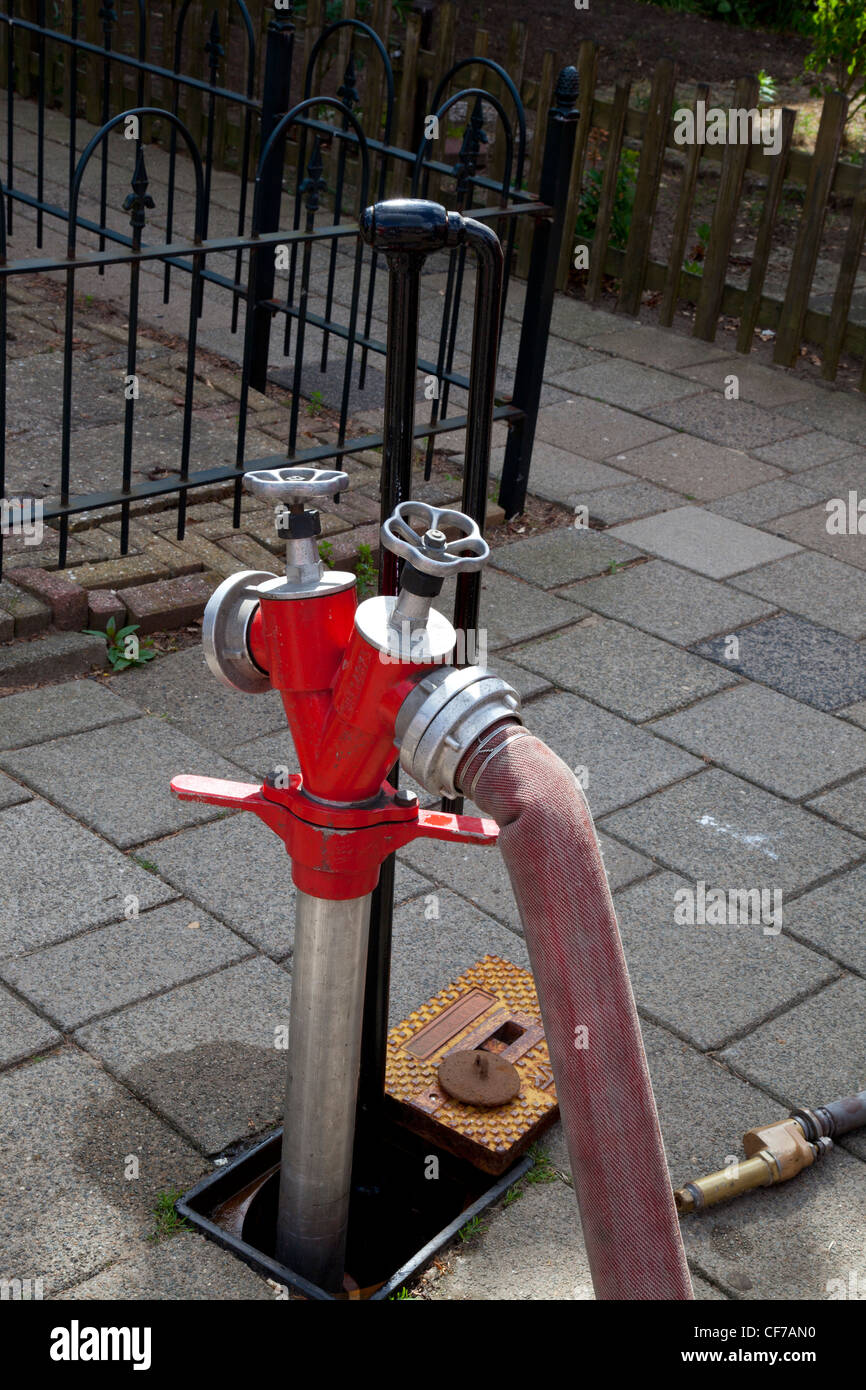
173,199,693,1300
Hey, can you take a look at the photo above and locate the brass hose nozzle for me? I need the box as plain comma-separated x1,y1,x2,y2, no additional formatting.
675,1117,833,1214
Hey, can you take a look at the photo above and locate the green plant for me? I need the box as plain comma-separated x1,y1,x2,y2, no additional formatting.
133,856,159,874
149,1190,192,1242
757,69,778,105
355,541,377,598
524,1144,560,1186
318,538,334,568
388,1285,416,1299
457,1214,488,1242
306,388,325,417
683,220,711,275
503,1183,524,1207
807,0,866,122
82,616,155,671
575,147,639,253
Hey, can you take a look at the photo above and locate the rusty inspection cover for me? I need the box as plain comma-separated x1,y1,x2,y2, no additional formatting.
438,1049,521,1106
385,955,559,1174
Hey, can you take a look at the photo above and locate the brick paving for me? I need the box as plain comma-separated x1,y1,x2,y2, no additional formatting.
1,116,866,1302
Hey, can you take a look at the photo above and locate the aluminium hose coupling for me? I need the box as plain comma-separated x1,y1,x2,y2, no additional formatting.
395,665,523,800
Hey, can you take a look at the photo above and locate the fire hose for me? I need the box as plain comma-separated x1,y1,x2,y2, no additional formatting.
172,199,692,1300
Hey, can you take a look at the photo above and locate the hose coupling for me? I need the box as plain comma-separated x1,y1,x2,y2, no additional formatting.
674,1116,834,1214
395,665,523,799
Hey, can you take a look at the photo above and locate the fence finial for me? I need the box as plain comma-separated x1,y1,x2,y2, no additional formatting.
553,65,580,117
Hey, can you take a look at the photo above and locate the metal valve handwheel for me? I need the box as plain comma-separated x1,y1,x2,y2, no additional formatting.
381,501,489,576
245,466,350,505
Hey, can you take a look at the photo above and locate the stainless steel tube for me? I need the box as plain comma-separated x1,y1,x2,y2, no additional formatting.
275,890,372,1292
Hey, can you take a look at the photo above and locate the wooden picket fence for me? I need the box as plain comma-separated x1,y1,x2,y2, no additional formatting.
4,3,866,385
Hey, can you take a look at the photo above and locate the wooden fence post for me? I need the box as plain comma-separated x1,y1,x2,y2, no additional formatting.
619,56,676,316
735,105,796,354
586,79,630,304
659,81,708,327
555,38,598,290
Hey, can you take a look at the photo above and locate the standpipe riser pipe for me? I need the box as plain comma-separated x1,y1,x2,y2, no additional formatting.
275,890,372,1292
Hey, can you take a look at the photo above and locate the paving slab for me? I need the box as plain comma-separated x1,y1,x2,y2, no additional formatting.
605,434,781,501
489,441,632,506
480,653,552,703
771,502,866,572
522,690,703,817
491,528,641,589
143,813,297,958
0,630,108,688
840,700,866,727
0,770,30,809
600,768,863,895
429,1177,593,1301
614,872,837,1050
0,982,60,1067
0,717,245,849
780,864,866,976
509,618,735,721
580,323,729,369
650,682,866,800
609,506,800,578
0,799,174,956
388,890,529,1025
729,550,866,638
0,1049,205,1294
751,430,856,472
76,956,294,1155
794,452,866,496
692,613,866,712
534,397,672,461
708,477,825,524
549,358,704,410
473,566,581,650
676,357,818,406
719,976,866,1165
646,393,806,451
581,480,684,524
55,1232,274,1300
0,678,140,750
807,772,866,836
1,899,253,1031
110,645,289,755
782,387,866,446
558,560,775,645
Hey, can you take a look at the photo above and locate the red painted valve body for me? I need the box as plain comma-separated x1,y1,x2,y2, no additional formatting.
173,580,498,898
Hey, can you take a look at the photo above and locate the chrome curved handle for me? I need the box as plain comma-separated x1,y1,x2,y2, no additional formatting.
381,500,489,576
244,466,350,506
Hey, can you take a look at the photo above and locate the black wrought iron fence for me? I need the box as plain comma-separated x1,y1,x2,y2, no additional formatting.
0,3,579,578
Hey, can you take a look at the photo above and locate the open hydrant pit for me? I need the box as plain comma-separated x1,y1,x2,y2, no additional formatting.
178,1121,531,1300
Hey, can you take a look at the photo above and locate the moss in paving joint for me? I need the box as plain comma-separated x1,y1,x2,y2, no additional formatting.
148,1190,193,1243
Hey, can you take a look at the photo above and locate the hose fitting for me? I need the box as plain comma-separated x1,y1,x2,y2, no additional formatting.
395,665,523,799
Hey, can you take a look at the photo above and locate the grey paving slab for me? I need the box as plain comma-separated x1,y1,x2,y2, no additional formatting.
650,683,866,800
489,441,633,506
795,452,866,496
752,430,856,472
780,864,866,976
581,480,684,524
77,956,293,1155
771,502,866,572
219,728,298,781
676,357,818,406
708,477,825,524
112,645,289,755
549,358,704,410
0,982,60,1067
729,551,866,638
144,813,297,958
684,1144,866,1298
839,700,866,727
55,1232,274,1300
388,890,528,1025
559,560,775,645
0,799,174,956
0,630,108,688
483,653,552,703
808,772,866,835
523,690,703,817
0,678,140,750
614,871,838,1050
394,862,434,904
600,768,863,895
0,1049,205,1293
609,506,800,578
606,434,782,501
509,617,735,721
491,526,641,589
0,717,244,849
580,323,729,369
720,976,866,1164
429,1178,593,1301
782,387,866,445
0,769,30,809
646,392,807,450
1,899,253,1031
534,397,672,461
692,613,866,712
476,566,582,650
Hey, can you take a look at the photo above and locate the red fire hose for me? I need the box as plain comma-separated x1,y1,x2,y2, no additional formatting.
457,724,694,1301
